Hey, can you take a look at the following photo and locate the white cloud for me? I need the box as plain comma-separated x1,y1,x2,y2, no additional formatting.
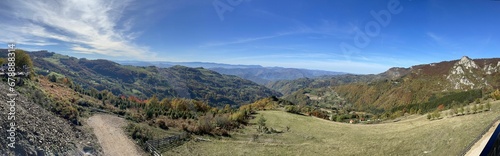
0,0,156,60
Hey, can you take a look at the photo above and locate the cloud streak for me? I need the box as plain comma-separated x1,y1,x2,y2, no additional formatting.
427,32,460,49
0,0,156,60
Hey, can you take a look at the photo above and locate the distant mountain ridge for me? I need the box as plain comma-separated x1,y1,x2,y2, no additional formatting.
116,60,263,69
210,67,345,84
116,60,345,84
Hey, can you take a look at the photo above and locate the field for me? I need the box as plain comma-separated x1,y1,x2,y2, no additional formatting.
165,100,500,156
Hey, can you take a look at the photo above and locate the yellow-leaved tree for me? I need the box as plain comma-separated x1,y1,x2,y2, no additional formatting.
14,49,34,79
491,89,500,100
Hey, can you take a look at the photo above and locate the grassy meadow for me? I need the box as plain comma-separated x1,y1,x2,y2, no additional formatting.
165,100,500,156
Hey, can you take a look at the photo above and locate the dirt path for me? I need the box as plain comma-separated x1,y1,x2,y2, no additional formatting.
466,120,500,156
88,114,145,156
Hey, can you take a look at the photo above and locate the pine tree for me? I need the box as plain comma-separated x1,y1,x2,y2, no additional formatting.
49,74,57,82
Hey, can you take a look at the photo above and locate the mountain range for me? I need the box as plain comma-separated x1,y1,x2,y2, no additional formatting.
278,56,500,113
117,60,345,85
19,50,281,108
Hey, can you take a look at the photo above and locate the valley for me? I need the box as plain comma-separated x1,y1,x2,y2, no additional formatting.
1,1,499,155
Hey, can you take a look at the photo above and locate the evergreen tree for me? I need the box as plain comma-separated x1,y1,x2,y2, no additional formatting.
49,74,57,82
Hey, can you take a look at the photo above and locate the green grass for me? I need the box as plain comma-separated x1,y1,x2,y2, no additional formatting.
164,100,500,156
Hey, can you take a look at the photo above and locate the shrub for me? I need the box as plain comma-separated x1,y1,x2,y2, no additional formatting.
212,128,230,137
257,115,267,133
437,104,445,111
197,115,214,134
491,89,500,100
230,111,246,124
472,105,478,114
336,115,343,122
76,99,93,107
458,107,464,115
285,105,300,114
214,115,232,129
157,120,169,130
49,74,57,82
125,123,154,148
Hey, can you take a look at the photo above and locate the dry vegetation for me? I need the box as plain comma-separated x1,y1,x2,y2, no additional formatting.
165,100,500,156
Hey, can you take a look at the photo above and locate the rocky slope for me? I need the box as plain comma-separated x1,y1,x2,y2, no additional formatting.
0,82,102,155
333,56,500,110
278,56,500,112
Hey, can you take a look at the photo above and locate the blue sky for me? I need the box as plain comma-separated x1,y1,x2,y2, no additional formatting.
0,0,499,74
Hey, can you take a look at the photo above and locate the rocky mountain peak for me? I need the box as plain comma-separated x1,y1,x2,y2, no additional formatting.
457,56,478,69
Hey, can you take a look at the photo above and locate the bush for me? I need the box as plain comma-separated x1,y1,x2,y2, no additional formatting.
285,105,300,114
230,111,246,124
125,123,154,148
214,115,232,129
76,99,93,107
491,90,500,100
49,74,57,82
257,115,267,133
472,105,478,114
197,115,214,134
157,120,169,130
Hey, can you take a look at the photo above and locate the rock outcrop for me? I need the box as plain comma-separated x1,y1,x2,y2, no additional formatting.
0,83,102,155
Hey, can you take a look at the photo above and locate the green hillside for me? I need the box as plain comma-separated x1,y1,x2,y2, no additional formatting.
166,100,500,155
28,51,281,107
